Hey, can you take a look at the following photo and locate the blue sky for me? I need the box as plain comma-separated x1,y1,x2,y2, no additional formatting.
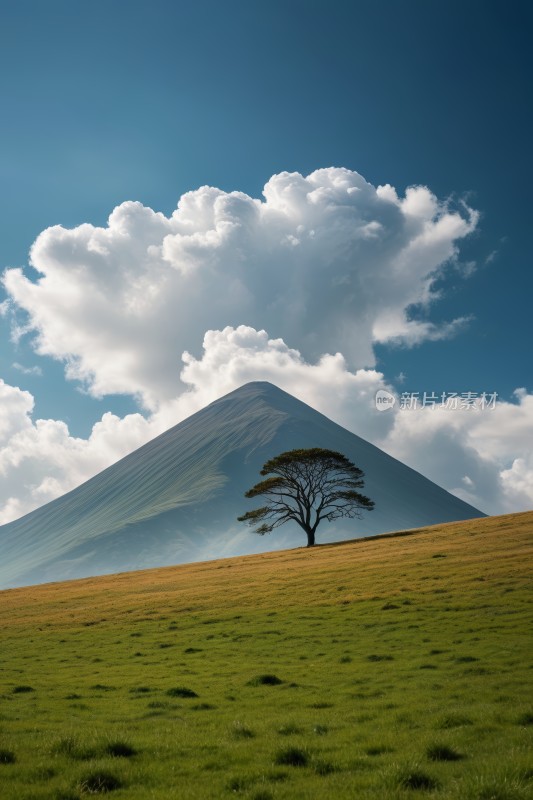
0,0,532,522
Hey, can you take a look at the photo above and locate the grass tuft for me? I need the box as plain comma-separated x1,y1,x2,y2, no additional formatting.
79,769,123,793
395,764,439,790
166,686,198,698
0,749,16,764
12,685,34,693
247,674,283,686
104,740,137,758
426,742,464,761
274,746,309,767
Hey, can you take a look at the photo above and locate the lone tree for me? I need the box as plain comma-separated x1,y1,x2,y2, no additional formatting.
238,448,374,547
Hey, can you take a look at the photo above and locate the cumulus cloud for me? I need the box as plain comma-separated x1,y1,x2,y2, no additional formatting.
0,380,34,443
0,377,155,524
500,458,533,509
3,168,477,410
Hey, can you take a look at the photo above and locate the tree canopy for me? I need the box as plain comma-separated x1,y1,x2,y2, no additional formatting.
237,447,374,547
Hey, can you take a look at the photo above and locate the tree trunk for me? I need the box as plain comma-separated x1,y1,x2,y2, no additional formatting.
306,528,315,547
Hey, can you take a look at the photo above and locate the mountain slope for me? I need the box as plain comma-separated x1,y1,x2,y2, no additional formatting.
0,381,483,588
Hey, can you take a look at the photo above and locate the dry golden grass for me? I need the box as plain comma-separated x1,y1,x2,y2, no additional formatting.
2,510,531,629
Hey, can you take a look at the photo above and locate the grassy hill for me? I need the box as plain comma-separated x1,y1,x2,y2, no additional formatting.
0,511,532,799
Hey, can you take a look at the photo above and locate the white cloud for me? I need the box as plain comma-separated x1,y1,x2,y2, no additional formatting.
500,457,533,510
0,380,34,443
0,378,156,524
372,314,473,347
3,168,477,410
12,362,43,376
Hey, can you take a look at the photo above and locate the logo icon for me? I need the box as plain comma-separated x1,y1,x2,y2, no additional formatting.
375,389,396,411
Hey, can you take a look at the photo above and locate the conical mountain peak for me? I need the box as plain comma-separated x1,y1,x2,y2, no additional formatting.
0,384,482,589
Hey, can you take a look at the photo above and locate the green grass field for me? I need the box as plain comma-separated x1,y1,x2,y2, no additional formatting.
0,511,532,799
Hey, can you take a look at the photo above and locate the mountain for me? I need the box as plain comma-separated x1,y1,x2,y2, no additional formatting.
0,382,483,588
